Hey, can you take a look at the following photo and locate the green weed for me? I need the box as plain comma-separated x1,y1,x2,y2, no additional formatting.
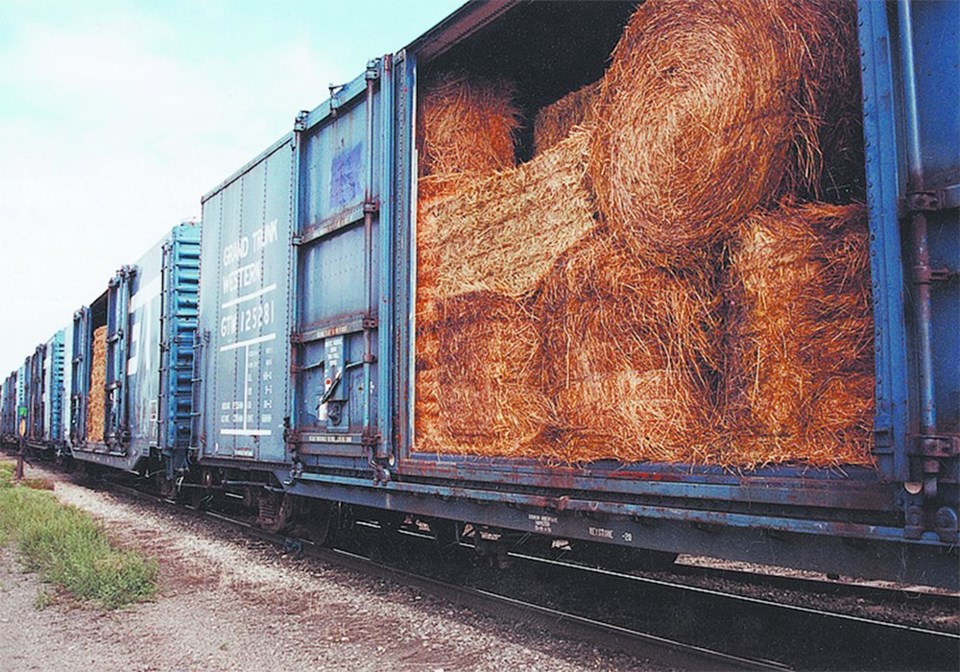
34,586,54,610
0,461,157,609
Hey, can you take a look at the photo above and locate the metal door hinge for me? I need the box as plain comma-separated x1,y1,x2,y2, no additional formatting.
914,265,958,285
908,433,960,457
906,183,960,212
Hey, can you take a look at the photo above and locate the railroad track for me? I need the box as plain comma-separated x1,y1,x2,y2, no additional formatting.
96,478,782,671
502,552,958,670
88,475,958,672
662,558,957,605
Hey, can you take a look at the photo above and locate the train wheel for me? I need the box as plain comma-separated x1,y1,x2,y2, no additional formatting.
304,500,338,547
257,491,293,534
155,473,177,500
188,486,209,510
432,519,464,558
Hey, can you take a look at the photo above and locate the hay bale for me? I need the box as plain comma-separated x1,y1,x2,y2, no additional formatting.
415,292,555,458
417,69,520,177
588,0,861,264
87,325,107,443
417,125,597,302
535,230,722,464
417,173,468,207
533,80,600,155
721,201,874,466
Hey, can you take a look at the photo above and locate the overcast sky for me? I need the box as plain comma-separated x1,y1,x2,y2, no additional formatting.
0,0,464,375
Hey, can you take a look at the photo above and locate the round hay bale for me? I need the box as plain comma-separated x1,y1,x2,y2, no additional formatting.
417,69,520,177
721,201,874,467
588,0,861,264
535,229,722,464
415,291,555,458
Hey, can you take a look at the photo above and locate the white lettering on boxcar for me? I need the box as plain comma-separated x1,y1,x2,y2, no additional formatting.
528,513,558,534
223,220,278,270
221,262,262,295
252,220,278,252
222,237,249,267
589,527,614,540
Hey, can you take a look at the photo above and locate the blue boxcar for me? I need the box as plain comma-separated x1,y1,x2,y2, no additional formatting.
41,333,62,446
15,365,25,438
11,330,69,454
192,0,959,588
21,332,66,448
0,371,17,442
69,222,200,472
39,330,68,449
21,353,36,442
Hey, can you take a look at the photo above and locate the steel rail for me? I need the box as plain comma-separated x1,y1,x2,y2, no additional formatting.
97,479,787,671
72,475,960,671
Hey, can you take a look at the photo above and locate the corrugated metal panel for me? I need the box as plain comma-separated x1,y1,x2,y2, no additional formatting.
26,344,44,442
124,232,165,457
160,223,201,457
198,138,293,463
290,62,383,460
42,331,65,444
70,306,91,446
16,364,24,413
60,326,72,444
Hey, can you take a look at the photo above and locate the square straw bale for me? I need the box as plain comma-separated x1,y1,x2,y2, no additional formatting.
533,80,600,156
87,325,108,443
721,200,874,467
415,291,555,458
417,125,597,303
534,229,722,464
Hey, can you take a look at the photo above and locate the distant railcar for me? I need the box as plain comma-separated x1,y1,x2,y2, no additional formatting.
67,222,200,480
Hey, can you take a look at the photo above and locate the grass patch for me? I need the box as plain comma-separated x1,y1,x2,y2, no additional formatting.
0,459,157,609
0,462,9,545
0,460,12,483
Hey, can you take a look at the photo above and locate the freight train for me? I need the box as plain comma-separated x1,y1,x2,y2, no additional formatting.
1,0,957,590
